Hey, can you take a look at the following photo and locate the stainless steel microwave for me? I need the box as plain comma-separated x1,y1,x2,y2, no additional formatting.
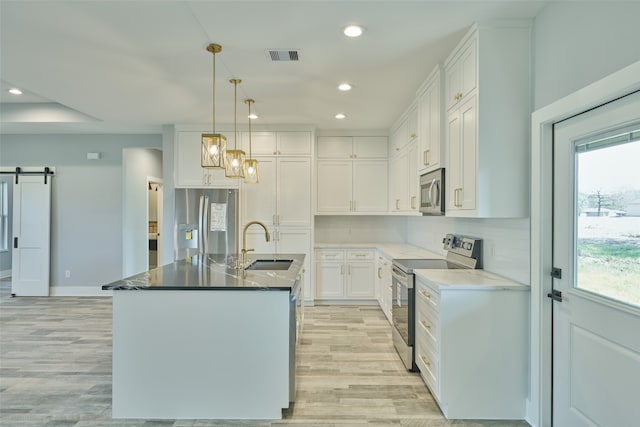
419,168,445,215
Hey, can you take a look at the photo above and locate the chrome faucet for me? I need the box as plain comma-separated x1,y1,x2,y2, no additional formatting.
240,221,271,267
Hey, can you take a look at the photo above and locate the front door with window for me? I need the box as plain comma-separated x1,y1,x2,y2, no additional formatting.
552,91,640,426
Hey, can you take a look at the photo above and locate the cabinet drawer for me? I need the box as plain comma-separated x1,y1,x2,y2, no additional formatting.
416,300,439,347
316,250,345,261
416,338,439,395
416,281,440,311
347,250,375,261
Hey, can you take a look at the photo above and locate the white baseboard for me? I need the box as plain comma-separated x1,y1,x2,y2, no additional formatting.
0,269,11,279
50,286,113,297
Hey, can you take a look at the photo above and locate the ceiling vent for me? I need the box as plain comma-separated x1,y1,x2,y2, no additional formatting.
266,49,301,62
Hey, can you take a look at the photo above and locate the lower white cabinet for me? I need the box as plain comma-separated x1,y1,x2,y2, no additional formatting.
414,274,528,419
375,253,393,322
315,249,376,301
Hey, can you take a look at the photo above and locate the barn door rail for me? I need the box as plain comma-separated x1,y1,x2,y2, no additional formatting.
0,167,55,184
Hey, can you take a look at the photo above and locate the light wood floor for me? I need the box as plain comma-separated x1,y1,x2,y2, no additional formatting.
0,279,529,426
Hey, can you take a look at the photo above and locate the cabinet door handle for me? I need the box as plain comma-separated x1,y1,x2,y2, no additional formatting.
378,267,382,279
420,320,432,330
420,355,431,367
353,153,357,159
352,200,356,211
411,196,416,210
395,199,400,210
340,264,344,275
348,264,351,275
419,289,431,299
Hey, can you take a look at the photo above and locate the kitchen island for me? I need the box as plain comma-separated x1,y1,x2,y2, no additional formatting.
102,253,305,420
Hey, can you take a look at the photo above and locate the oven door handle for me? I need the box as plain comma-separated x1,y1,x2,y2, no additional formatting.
391,266,411,285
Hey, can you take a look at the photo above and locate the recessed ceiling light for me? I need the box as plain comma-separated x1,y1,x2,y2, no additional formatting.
248,114,258,120
343,25,364,38
338,83,352,91
8,88,23,95
335,113,346,119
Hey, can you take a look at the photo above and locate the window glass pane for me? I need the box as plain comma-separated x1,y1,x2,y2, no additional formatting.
0,181,7,251
576,133,640,307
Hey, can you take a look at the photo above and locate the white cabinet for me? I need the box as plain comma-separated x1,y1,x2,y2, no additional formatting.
389,141,419,214
317,136,387,159
241,131,311,156
390,104,418,154
376,253,393,322
316,136,388,214
175,131,239,188
443,22,530,218
414,275,528,419
242,157,311,227
417,65,444,174
315,249,376,301
446,95,476,211
445,36,477,111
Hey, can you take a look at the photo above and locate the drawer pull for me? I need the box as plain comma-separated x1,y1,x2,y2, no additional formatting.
419,290,431,299
420,320,431,330
420,355,431,367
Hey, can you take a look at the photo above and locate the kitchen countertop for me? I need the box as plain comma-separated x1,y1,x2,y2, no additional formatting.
415,269,528,291
102,253,305,291
315,242,443,260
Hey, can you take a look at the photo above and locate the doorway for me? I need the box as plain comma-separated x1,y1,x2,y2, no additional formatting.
551,91,640,426
147,179,163,270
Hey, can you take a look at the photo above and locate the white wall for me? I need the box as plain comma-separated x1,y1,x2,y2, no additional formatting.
406,216,530,284
532,1,640,110
0,134,161,293
122,148,163,278
314,215,407,244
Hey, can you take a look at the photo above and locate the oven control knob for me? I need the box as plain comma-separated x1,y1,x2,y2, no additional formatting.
463,242,473,250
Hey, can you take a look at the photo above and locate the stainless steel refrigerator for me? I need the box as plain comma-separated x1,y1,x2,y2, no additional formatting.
174,188,238,260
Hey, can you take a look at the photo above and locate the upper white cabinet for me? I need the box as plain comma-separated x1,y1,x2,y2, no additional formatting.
445,37,477,111
317,136,387,159
175,131,239,188
242,157,311,227
417,66,444,174
444,22,531,218
241,131,311,156
390,103,418,155
389,140,420,214
316,136,388,214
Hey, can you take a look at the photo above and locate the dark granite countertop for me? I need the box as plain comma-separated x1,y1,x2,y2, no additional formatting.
102,253,305,291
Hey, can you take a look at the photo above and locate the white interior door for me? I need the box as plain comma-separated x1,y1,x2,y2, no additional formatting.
552,91,640,426
11,175,52,296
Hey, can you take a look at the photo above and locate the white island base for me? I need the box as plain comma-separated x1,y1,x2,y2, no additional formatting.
111,290,291,420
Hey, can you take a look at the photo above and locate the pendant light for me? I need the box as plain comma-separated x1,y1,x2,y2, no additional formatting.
243,98,259,184
201,43,227,169
225,79,246,178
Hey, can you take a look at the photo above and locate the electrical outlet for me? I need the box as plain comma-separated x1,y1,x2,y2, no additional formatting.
65,270,71,278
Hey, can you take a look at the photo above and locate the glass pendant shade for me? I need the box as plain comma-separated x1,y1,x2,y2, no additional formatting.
225,149,246,178
201,133,226,168
244,158,259,183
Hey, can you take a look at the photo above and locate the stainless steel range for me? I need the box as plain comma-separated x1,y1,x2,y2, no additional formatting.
391,234,482,371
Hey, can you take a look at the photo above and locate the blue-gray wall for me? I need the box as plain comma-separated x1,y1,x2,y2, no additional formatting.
0,134,161,292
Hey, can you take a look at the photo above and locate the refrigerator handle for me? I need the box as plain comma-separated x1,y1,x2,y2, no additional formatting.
203,195,209,254
198,195,205,255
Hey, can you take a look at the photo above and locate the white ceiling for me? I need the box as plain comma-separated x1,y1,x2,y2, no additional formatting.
0,0,548,134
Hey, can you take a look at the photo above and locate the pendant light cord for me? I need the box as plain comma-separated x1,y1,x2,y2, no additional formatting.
212,51,216,133
248,100,253,159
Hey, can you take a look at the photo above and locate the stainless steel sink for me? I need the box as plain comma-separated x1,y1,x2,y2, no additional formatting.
244,259,293,271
